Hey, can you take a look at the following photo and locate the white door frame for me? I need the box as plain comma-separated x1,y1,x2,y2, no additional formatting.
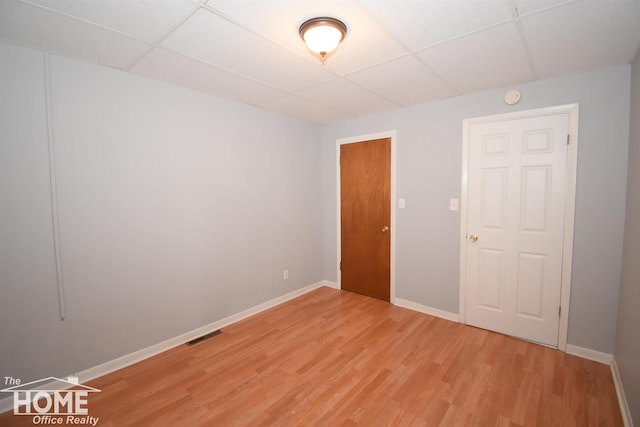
336,130,397,303
459,104,579,351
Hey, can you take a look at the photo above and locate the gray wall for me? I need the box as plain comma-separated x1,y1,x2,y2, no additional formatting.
0,41,324,382
321,66,631,354
0,37,634,386
615,52,640,424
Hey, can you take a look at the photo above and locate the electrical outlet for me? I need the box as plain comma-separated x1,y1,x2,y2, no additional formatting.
283,269,288,280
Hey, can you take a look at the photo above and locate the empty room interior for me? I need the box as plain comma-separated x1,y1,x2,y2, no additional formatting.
1,0,639,425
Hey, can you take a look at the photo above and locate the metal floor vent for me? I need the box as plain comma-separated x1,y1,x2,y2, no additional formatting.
186,329,222,346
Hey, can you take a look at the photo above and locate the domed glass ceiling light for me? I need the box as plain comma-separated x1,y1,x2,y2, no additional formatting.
299,17,347,64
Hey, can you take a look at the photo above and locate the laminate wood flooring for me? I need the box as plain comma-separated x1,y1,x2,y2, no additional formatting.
0,287,623,426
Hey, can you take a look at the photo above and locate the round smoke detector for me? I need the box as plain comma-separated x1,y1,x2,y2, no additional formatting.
504,89,521,105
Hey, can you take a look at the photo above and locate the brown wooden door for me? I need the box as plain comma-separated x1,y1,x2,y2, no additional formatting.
340,138,391,301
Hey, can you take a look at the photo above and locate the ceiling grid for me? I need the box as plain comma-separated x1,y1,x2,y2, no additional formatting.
0,0,638,123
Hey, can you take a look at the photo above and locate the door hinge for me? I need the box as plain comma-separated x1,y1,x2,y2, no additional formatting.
340,261,342,271
558,306,562,318
566,134,570,145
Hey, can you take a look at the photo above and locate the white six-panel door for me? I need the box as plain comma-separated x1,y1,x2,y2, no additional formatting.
463,112,570,347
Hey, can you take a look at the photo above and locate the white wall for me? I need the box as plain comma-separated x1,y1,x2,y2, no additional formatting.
615,52,640,424
321,66,631,354
0,41,324,382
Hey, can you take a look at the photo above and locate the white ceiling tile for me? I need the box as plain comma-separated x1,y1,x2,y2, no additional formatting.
205,0,408,75
320,12,409,76
346,55,458,106
258,95,350,124
358,0,514,51
23,0,198,43
0,0,151,69
296,78,399,116
521,0,640,78
513,0,576,16
2,0,639,124
205,0,328,52
130,48,286,106
161,8,337,91
417,22,534,94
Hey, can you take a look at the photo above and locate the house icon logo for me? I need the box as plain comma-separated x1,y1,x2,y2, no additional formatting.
1,376,100,425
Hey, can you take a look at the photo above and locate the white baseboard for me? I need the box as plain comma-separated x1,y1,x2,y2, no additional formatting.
328,285,459,323
394,298,459,323
611,357,634,427
5,284,622,419
565,344,613,364
0,280,331,415
323,280,339,289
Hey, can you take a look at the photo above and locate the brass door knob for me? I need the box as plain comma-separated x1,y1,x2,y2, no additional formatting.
469,234,478,242
381,226,390,233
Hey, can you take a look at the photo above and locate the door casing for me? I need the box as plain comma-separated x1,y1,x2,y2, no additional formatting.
337,131,397,303
459,104,579,351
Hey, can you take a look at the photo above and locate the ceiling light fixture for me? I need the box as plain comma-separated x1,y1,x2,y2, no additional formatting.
299,17,347,64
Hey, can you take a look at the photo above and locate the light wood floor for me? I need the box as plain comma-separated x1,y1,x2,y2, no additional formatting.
1,287,623,426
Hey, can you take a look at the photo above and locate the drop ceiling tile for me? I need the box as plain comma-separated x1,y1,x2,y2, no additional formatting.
358,0,514,51
1,0,637,125
521,0,640,78
205,0,328,52
130,48,286,106
160,8,336,91
205,0,408,75
513,0,576,16
346,55,458,106
322,12,409,76
417,22,534,94
25,0,199,44
0,0,151,69
295,78,399,116
259,95,350,124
